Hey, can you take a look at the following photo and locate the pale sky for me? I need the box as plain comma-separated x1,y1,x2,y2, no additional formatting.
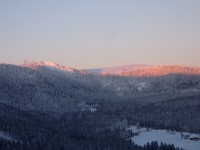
1,1,200,69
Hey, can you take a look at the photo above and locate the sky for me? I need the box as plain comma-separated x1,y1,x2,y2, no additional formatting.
0,1,200,69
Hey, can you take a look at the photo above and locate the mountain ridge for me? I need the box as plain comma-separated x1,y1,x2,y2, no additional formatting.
121,65,200,77
82,63,200,76
15,61,200,77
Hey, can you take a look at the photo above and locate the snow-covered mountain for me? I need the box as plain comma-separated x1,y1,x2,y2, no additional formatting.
83,64,151,74
19,61,88,75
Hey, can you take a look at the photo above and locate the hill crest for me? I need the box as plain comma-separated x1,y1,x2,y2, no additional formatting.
121,65,200,77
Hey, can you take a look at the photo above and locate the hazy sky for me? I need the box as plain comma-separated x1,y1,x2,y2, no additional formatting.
1,1,200,69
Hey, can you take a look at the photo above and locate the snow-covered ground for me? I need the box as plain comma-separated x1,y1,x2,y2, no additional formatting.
127,126,200,150
89,108,97,113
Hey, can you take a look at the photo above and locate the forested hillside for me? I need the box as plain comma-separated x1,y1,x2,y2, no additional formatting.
121,65,200,77
0,62,200,149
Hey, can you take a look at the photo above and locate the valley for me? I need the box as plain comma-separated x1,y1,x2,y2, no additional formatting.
0,61,200,149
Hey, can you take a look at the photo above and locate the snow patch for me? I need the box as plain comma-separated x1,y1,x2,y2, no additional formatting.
89,108,97,113
82,108,97,113
0,131,12,141
0,131,19,142
136,82,147,91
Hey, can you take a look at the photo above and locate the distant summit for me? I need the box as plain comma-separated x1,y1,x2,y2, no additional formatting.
19,61,87,74
83,64,152,75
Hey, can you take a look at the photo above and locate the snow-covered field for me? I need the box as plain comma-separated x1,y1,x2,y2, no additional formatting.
127,126,200,150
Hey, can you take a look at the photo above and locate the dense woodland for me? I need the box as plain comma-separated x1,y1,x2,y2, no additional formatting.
0,62,200,149
0,103,185,150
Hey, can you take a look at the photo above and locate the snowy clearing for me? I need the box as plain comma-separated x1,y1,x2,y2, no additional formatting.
127,126,200,150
